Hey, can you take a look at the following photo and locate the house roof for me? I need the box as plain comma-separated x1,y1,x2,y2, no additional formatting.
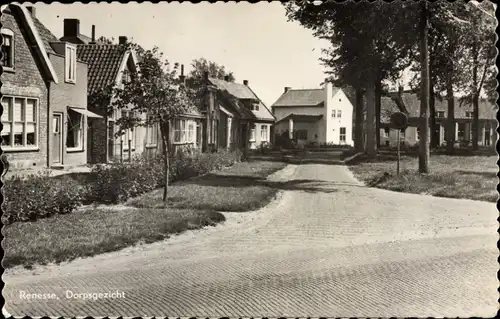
8,3,59,83
76,44,128,94
395,92,497,120
209,78,275,122
272,87,341,108
60,33,97,45
380,96,401,123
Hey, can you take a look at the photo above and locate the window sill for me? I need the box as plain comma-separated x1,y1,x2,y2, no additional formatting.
2,67,15,73
146,144,158,149
67,147,84,153
2,146,39,152
65,79,76,85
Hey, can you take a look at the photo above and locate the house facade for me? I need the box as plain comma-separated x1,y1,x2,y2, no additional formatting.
206,77,275,150
380,90,498,148
271,81,354,147
1,4,99,170
60,19,162,163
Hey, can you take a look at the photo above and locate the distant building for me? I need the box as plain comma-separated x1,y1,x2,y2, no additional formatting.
271,81,354,147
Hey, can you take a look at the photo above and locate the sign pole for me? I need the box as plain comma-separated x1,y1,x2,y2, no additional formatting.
397,129,400,177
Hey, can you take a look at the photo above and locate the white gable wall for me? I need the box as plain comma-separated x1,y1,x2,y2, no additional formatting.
325,89,354,145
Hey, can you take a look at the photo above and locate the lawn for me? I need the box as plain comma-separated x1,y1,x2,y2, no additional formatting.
349,152,498,202
3,160,287,269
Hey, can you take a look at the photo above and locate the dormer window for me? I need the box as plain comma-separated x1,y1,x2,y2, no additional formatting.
65,44,77,83
251,102,259,111
1,28,14,70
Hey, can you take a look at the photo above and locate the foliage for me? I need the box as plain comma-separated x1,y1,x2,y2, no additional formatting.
2,172,84,225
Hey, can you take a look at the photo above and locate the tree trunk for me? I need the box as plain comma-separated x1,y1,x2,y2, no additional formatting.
365,84,377,157
375,79,382,149
446,66,455,155
354,88,365,152
160,121,170,202
419,1,430,173
471,42,479,150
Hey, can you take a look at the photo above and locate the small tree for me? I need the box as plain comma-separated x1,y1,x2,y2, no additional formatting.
112,44,193,202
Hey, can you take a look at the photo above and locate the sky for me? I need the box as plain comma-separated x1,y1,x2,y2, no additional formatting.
32,1,331,107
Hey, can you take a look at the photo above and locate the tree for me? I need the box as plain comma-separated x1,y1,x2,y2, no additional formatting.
111,44,193,202
284,1,419,156
96,36,115,44
186,58,235,88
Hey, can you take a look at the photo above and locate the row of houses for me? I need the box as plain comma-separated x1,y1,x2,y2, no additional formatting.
1,4,274,170
1,4,496,171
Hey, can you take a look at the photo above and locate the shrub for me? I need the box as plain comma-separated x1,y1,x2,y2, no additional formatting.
2,171,84,225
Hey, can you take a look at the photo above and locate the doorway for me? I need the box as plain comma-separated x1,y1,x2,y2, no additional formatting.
52,113,63,164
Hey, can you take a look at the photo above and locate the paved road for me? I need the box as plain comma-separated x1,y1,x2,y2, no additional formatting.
3,164,498,317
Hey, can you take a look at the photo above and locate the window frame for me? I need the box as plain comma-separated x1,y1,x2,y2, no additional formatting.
383,127,390,138
65,44,77,83
339,127,346,143
437,111,445,118
1,96,39,150
1,28,14,71
66,108,84,152
337,109,342,118
146,115,158,147
331,109,336,118
260,124,268,141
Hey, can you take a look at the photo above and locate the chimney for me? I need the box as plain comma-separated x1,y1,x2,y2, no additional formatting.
243,80,248,86
91,25,96,43
224,75,230,82
119,36,128,45
63,19,80,37
284,87,291,93
179,64,186,85
26,6,36,18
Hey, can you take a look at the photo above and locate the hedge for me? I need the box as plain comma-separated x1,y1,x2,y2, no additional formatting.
1,149,243,225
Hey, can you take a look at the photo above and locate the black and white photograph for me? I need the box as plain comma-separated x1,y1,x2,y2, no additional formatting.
1,0,498,317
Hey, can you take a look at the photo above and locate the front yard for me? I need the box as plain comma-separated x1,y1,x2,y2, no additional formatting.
349,153,498,202
3,160,287,269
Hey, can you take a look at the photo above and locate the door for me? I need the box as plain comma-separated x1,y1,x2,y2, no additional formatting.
52,113,63,164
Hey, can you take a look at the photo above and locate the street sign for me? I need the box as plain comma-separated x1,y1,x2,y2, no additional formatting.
390,112,408,130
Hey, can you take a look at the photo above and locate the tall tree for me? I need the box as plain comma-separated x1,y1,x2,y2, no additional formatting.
111,44,193,202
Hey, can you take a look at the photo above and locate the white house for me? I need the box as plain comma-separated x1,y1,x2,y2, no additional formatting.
271,81,354,146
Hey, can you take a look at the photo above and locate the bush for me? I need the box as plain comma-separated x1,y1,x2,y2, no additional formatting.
2,171,84,225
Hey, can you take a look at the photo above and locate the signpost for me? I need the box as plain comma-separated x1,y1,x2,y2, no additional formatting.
390,112,408,177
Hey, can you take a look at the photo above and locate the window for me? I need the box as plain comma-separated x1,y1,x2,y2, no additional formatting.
121,111,136,150
261,125,268,141
146,116,158,146
331,110,336,118
250,124,256,141
67,108,84,150
251,103,259,111
400,128,406,139
340,127,346,143
65,44,77,83
437,111,445,118
457,123,466,140
383,127,389,138
295,130,308,140
1,29,14,69
416,126,421,141
174,119,196,143
1,96,38,149
337,110,342,118
465,111,473,118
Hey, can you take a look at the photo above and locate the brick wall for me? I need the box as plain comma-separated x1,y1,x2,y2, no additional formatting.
1,10,49,170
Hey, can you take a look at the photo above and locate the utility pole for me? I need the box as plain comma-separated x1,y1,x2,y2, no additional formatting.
419,0,430,173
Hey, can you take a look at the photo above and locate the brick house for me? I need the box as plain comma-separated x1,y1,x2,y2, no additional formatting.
205,76,275,151
379,89,498,148
271,81,354,147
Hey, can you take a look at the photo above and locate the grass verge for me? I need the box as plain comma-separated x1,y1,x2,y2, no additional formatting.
3,160,287,269
349,153,498,202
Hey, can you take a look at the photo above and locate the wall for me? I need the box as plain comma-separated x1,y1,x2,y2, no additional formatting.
1,10,49,170
48,52,88,167
325,90,354,145
274,106,326,143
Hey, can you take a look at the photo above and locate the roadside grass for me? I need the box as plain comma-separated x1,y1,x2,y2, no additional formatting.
3,207,224,269
3,159,287,269
128,160,287,212
349,153,498,202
